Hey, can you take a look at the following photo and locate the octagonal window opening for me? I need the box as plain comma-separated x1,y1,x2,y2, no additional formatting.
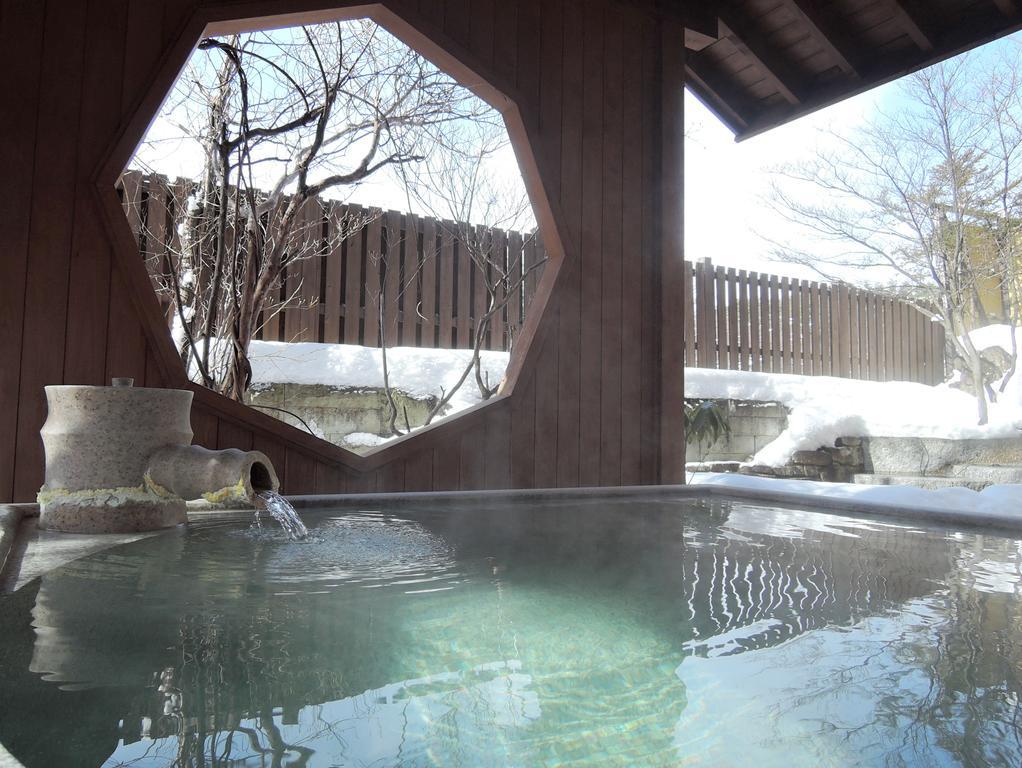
118,13,550,455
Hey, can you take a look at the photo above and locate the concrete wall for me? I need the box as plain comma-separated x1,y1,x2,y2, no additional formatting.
246,385,436,453
687,401,787,463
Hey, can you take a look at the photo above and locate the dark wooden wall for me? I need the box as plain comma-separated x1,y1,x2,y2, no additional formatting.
0,0,685,501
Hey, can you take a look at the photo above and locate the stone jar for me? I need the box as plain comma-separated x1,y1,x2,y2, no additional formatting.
38,384,194,532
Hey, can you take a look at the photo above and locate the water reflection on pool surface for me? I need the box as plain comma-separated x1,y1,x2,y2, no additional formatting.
1,496,1021,766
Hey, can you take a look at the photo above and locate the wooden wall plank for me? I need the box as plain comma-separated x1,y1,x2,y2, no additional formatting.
402,447,433,491
458,429,485,489
599,2,624,485
511,369,537,488
483,405,512,488
0,0,46,502
577,2,605,486
12,0,90,500
64,0,129,394
556,0,585,487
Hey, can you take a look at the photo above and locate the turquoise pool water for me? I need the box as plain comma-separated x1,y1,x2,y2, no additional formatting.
1,496,1021,766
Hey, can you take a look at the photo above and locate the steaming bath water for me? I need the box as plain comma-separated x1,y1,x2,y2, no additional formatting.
2,495,1022,767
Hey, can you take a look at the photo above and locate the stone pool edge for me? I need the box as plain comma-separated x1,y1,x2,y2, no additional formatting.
282,482,1022,533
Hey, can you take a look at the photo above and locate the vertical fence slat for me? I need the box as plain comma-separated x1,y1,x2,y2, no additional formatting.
726,267,740,370
933,322,946,384
420,215,438,348
759,274,771,372
323,202,343,344
507,230,523,345
810,282,822,375
145,175,169,315
299,198,323,343
791,278,804,374
363,210,382,347
490,227,507,351
456,225,472,348
780,276,792,373
848,287,861,379
343,205,364,345
836,284,851,378
738,269,751,371
383,210,402,347
714,265,727,369
524,231,540,307
748,271,761,372
683,260,694,367
883,298,895,381
439,221,455,349
696,259,714,368
919,306,927,384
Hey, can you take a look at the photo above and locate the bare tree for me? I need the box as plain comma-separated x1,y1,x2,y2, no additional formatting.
766,47,1022,423
134,19,484,400
371,119,544,436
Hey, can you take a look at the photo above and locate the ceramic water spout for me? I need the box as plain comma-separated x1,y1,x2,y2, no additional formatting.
37,381,279,533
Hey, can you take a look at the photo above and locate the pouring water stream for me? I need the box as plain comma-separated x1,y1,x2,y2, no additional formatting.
255,490,309,540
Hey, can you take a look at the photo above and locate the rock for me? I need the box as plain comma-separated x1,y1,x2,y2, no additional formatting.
829,446,863,465
792,450,832,467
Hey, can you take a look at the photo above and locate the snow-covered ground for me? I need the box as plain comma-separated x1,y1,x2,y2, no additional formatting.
247,340,510,416
690,472,1022,526
686,325,1022,466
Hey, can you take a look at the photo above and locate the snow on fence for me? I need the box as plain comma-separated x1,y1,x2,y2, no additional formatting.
117,170,546,352
684,258,946,385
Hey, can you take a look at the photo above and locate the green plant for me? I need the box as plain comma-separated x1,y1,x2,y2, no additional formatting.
684,399,731,446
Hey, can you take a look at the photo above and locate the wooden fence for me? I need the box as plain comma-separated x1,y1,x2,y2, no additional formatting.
117,171,546,352
119,173,946,383
683,258,946,384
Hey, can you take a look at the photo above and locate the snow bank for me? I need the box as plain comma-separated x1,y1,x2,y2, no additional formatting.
247,340,510,415
689,472,1022,523
686,325,1022,466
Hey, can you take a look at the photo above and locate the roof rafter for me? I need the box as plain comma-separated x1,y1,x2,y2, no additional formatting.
684,56,752,132
783,0,860,78
879,0,935,51
716,12,807,105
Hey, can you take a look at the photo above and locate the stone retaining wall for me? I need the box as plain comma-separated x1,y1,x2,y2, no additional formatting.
687,400,788,463
246,384,437,451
